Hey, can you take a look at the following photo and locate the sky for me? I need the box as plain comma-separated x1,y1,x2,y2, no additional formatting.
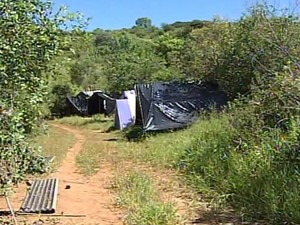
53,0,295,30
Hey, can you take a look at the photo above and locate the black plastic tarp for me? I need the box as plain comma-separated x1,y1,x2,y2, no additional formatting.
67,90,116,116
135,81,228,131
88,92,116,115
66,93,89,116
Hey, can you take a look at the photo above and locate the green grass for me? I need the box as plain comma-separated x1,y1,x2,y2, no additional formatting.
114,170,179,225
53,115,118,175
53,114,237,222
56,115,201,169
56,115,114,131
75,130,116,176
30,125,76,168
110,116,224,169
67,118,207,171
34,111,300,224
109,111,300,224
177,112,300,224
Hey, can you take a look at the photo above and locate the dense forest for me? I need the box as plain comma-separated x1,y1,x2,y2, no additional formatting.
1,0,300,224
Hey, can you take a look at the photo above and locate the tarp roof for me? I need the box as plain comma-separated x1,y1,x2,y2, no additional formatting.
66,95,88,116
91,92,114,101
80,90,103,97
88,92,116,115
135,81,228,131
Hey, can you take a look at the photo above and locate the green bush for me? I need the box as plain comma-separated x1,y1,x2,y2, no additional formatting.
0,0,84,192
181,68,300,223
181,112,300,223
49,84,73,117
179,4,300,223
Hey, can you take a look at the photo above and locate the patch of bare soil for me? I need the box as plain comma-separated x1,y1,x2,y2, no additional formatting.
0,124,123,225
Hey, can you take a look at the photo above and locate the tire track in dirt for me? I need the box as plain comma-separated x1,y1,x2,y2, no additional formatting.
49,124,123,225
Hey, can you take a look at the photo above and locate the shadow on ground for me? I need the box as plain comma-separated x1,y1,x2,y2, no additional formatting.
192,210,268,225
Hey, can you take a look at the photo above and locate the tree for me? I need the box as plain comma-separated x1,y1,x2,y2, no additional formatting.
135,17,152,28
93,29,114,47
0,0,85,192
50,84,73,117
101,31,176,93
155,33,184,72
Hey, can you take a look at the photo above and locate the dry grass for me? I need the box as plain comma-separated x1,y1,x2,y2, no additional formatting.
30,124,76,168
56,115,114,131
75,129,118,175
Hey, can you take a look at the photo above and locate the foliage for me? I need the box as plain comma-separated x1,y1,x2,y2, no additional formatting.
101,32,176,93
0,113,46,191
135,17,152,28
178,4,300,224
63,3,300,223
181,112,300,223
0,0,84,191
180,20,231,81
49,84,73,117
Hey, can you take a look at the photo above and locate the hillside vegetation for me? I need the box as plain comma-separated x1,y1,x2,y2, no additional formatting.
1,0,300,224
54,4,300,223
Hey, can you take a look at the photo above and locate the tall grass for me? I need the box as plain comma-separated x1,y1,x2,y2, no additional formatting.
174,3,300,224
181,112,300,224
112,120,214,168
53,109,300,223
114,170,179,225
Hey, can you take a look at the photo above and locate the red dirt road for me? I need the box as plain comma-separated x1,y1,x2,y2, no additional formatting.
0,124,123,225
49,124,123,225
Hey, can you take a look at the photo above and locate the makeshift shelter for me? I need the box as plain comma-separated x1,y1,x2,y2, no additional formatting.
88,92,116,116
135,81,228,131
114,99,134,130
66,90,102,116
66,94,89,116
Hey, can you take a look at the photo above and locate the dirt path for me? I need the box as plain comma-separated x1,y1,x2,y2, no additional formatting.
48,124,123,225
0,122,243,225
0,124,123,225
